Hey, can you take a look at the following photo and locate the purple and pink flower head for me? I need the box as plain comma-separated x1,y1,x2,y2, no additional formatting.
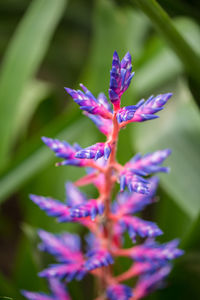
22,51,183,300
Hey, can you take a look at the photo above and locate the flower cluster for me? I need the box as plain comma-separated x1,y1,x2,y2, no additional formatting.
22,51,183,300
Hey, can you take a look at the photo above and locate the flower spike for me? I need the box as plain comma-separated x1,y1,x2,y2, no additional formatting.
24,51,183,300
109,51,135,109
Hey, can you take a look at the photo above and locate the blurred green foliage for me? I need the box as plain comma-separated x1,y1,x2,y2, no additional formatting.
0,0,199,299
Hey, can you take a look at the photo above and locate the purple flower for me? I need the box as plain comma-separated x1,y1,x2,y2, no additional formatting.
125,149,171,176
120,172,149,194
113,177,159,215
38,230,82,263
65,182,86,207
107,284,133,300
65,84,112,119
134,265,172,299
86,113,113,136
39,263,86,282
109,51,135,108
119,216,163,242
42,137,89,167
131,239,184,263
84,249,113,271
117,93,172,124
75,142,111,160
42,137,75,159
116,100,144,123
30,193,103,229
69,199,104,221
30,194,71,221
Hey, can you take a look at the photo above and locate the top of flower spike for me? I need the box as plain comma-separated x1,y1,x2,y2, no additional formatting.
109,51,135,109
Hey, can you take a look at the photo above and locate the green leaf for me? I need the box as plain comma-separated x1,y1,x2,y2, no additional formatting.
13,79,51,140
181,213,200,251
133,80,200,219
0,117,87,204
0,0,67,170
131,0,200,86
0,272,17,298
82,0,149,95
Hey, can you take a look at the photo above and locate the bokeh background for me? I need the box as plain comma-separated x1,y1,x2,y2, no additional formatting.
0,0,200,299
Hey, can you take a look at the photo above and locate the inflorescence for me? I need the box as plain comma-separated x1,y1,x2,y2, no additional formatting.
22,51,183,300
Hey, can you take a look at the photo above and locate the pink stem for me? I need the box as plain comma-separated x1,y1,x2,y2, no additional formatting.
97,110,120,295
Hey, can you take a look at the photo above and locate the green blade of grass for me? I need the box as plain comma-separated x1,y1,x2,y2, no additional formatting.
133,80,200,220
131,0,200,87
0,116,87,203
0,0,66,170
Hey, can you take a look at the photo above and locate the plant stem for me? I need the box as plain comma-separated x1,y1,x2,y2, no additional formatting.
99,110,120,296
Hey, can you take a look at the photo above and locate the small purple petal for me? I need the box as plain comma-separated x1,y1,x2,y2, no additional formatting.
75,143,108,161
65,182,86,207
38,230,81,263
126,149,171,176
85,249,113,271
65,85,112,119
30,194,71,221
119,93,172,124
119,216,163,242
42,137,75,159
48,278,71,300
107,284,133,300
131,239,184,263
39,263,85,282
69,200,104,220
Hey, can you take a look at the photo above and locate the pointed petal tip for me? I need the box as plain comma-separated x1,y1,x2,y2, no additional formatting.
41,136,50,144
124,51,132,60
29,193,37,201
79,83,87,92
64,87,73,94
113,50,119,57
